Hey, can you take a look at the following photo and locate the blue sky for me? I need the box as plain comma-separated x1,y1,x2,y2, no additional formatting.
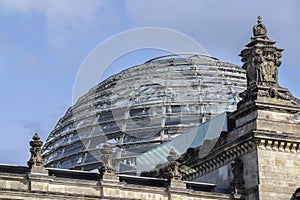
0,0,299,165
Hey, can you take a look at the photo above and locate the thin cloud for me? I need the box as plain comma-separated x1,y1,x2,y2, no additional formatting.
0,0,120,49
23,120,47,136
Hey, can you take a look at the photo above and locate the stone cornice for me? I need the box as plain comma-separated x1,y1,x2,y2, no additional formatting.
183,130,300,181
183,135,255,181
253,131,300,153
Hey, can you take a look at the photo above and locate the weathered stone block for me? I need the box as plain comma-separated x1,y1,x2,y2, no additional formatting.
48,183,66,193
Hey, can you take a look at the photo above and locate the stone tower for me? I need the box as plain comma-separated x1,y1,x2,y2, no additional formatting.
143,17,300,200
230,16,300,199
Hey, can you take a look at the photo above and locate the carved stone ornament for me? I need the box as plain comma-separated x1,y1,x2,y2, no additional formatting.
268,87,291,100
230,158,245,195
240,16,283,88
167,149,180,178
253,16,267,38
167,149,185,188
238,16,288,105
99,142,118,180
27,133,48,174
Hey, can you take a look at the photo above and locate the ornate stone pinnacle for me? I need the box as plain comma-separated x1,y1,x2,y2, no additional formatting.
167,148,179,163
27,133,48,174
257,16,262,24
100,142,113,169
238,17,286,105
99,142,117,180
167,149,184,188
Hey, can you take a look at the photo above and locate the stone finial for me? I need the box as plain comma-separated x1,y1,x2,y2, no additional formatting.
167,148,179,163
167,148,185,188
27,133,48,174
239,17,286,105
99,142,118,180
253,16,268,38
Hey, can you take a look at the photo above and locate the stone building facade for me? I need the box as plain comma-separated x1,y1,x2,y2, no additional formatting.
0,134,230,199
0,17,299,200
136,17,300,199
179,16,300,200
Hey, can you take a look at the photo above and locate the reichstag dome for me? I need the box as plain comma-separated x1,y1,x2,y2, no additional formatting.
42,53,247,173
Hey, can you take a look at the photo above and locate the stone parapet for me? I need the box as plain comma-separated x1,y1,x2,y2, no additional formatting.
0,166,232,200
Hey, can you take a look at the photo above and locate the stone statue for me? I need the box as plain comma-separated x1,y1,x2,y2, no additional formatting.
230,158,245,195
252,49,265,84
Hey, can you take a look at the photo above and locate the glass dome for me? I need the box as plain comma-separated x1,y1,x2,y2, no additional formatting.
42,53,247,173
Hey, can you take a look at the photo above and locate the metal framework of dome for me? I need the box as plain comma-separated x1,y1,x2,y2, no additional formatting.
42,53,247,173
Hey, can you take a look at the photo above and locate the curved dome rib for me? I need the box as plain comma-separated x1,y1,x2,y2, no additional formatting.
144,52,219,63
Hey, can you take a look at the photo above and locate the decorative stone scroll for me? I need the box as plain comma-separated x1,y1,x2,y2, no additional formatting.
183,140,256,181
